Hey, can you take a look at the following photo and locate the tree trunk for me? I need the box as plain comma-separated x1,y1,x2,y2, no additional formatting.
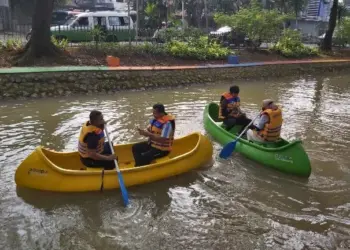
15,0,63,65
321,0,338,51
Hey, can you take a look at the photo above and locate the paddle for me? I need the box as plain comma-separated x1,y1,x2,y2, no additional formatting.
219,112,261,159
104,125,129,207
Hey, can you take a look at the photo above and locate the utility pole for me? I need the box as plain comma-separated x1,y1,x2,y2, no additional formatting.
204,0,208,33
136,0,139,40
128,0,131,46
182,0,185,30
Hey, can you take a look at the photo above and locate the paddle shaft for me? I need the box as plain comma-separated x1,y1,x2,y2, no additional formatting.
104,125,129,206
235,112,261,141
104,126,121,173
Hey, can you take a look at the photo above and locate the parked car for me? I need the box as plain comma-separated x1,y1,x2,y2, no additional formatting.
208,26,261,48
317,32,348,47
50,11,135,42
26,10,83,41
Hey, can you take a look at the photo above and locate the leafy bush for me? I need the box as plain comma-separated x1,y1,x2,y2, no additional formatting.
1,38,23,51
51,36,68,50
272,29,319,58
165,36,231,60
79,37,230,61
214,0,288,48
79,42,167,57
153,27,203,43
333,18,350,47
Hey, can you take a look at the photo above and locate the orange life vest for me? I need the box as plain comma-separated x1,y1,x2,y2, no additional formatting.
149,114,175,151
256,108,283,142
219,92,240,119
78,121,105,158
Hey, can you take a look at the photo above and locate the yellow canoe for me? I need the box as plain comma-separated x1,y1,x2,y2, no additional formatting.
15,132,213,192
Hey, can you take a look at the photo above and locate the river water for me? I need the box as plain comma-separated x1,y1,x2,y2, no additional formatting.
1,73,350,250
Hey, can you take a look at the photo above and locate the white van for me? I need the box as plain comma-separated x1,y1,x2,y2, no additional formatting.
50,11,135,42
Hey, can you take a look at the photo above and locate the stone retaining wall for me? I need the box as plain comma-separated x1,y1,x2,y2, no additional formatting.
0,62,350,100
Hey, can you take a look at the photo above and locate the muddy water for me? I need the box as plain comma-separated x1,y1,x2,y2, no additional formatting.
1,74,350,250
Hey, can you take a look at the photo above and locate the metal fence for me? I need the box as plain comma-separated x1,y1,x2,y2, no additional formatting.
0,19,322,49
0,22,31,43
0,20,161,45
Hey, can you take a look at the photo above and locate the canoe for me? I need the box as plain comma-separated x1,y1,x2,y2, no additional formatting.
203,103,311,177
15,132,213,192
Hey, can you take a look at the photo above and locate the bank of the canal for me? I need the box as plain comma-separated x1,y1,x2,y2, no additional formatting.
0,59,350,100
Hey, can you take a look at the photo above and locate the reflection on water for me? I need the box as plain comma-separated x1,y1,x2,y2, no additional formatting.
1,74,350,249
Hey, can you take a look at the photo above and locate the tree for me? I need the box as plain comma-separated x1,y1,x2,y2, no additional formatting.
14,0,66,65
290,0,307,28
333,17,350,47
214,0,288,48
10,0,68,16
321,0,338,51
145,2,160,28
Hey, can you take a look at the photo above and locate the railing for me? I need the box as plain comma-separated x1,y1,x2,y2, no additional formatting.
0,20,160,45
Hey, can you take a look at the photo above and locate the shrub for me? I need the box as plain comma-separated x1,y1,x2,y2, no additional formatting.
272,29,319,58
79,37,230,61
1,38,24,52
165,36,231,60
51,36,68,50
333,17,350,47
214,0,288,48
79,42,167,57
153,27,203,43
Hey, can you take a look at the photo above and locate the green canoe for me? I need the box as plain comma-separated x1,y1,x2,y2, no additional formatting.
203,102,312,177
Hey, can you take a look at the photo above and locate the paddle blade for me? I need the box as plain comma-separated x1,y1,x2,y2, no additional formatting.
117,172,129,206
219,141,237,159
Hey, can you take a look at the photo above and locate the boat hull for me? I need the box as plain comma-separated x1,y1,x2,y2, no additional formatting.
15,132,213,192
203,103,311,177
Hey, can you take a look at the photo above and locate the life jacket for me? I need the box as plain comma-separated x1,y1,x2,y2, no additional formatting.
256,108,283,142
149,114,175,151
219,92,240,119
78,121,105,158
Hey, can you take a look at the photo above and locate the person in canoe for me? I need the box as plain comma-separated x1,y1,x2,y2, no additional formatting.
219,85,252,133
78,110,117,170
246,99,283,142
132,103,175,167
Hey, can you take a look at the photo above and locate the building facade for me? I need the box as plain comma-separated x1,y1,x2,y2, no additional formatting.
0,0,10,30
304,0,332,21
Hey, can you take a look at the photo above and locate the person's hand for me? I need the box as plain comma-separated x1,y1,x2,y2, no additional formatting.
107,154,117,161
136,128,145,136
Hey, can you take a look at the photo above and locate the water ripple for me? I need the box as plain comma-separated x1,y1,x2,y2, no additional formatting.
1,75,350,249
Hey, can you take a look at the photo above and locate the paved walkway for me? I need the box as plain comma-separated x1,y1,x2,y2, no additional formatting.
0,58,349,74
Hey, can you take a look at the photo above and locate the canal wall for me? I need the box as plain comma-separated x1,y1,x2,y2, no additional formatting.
1,60,350,100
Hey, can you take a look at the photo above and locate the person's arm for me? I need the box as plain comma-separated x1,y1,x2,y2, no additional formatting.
138,122,173,143
254,114,269,131
85,134,115,161
220,97,227,109
220,98,228,118
234,97,241,108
